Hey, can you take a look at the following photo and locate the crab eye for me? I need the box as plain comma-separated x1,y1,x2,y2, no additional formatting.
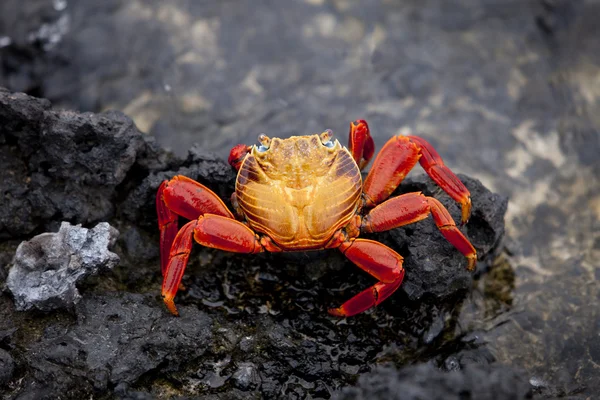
256,133,271,152
320,129,335,148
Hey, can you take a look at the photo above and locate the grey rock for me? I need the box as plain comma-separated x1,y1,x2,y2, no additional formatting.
23,293,212,395
119,144,236,232
0,0,597,397
0,85,509,400
7,222,119,311
0,348,15,385
334,363,532,400
232,362,261,391
422,314,445,344
390,174,508,301
443,347,496,372
0,87,171,239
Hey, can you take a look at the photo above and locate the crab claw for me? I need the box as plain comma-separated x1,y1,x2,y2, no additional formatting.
348,119,375,170
228,144,252,170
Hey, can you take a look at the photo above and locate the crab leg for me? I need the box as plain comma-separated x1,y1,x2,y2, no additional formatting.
426,197,477,270
362,135,421,207
361,134,472,224
408,136,471,224
157,181,179,276
361,192,477,270
157,175,234,275
329,239,405,317
228,144,252,170
162,214,263,316
347,119,375,170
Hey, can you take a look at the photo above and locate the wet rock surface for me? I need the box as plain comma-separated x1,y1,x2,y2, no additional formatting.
387,174,507,300
0,89,508,398
7,221,119,311
1,0,599,398
24,293,212,396
0,349,15,386
334,363,532,400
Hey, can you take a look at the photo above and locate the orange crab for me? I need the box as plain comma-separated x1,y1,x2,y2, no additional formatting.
157,120,476,317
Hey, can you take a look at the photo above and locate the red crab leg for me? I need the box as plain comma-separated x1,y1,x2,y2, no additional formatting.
157,175,234,275
426,197,477,270
362,135,421,207
329,239,405,317
361,192,477,270
157,181,179,276
228,144,252,170
408,136,471,224
162,215,263,316
362,135,471,224
347,119,375,170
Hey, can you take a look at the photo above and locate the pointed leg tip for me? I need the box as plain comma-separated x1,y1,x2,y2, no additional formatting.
467,255,477,271
328,307,347,317
461,198,472,225
163,297,180,316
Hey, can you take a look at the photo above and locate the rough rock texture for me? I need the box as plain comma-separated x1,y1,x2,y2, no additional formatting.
6,222,119,311
0,87,167,239
23,293,212,396
0,349,15,386
3,0,600,397
387,175,507,300
334,363,532,400
0,88,510,399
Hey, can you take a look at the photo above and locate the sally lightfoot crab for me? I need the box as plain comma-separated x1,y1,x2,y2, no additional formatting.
157,120,476,317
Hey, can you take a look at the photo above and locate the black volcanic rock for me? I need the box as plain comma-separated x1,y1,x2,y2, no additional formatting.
0,87,167,238
334,363,532,400
0,87,507,304
0,349,15,386
390,174,508,300
0,87,508,399
22,293,212,396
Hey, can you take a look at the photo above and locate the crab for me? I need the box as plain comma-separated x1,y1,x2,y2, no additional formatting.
157,120,476,317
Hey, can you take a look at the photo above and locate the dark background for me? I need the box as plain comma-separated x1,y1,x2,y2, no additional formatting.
1,0,599,398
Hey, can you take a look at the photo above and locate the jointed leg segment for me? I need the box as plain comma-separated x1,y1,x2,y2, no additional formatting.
162,215,263,316
158,175,261,316
157,181,179,276
408,136,472,224
426,197,477,270
362,136,421,206
351,124,472,224
161,220,196,315
330,192,477,316
329,239,405,317
362,192,476,270
157,175,235,275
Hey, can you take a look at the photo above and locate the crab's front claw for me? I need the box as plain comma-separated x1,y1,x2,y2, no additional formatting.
348,119,375,171
228,144,252,170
